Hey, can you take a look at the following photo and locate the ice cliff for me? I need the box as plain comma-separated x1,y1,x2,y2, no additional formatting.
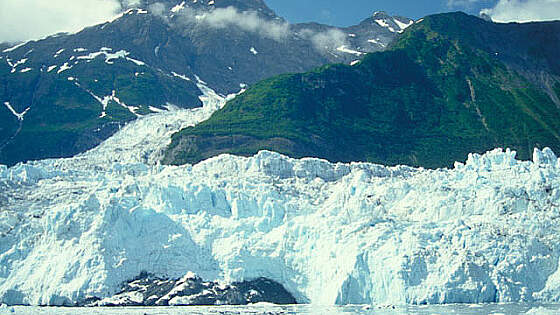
1,85,560,306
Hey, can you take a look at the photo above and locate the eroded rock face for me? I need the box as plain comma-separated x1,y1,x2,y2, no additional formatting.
87,272,296,306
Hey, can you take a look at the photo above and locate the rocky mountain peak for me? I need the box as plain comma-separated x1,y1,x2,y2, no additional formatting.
479,12,493,22
355,10,414,34
120,0,276,16
372,11,391,19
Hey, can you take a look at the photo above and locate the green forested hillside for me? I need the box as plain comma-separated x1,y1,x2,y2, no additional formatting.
163,12,560,168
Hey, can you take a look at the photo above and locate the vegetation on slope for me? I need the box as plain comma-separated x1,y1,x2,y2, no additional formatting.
0,56,200,166
163,12,560,168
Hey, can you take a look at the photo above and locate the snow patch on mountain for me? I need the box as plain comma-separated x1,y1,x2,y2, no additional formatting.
53,49,65,58
3,102,30,121
375,19,390,28
2,42,27,53
6,58,28,73
77,49,145,66
87,89,139,118
126,57,145,66
57,62,72,73
367,38,386,48
171,1,186,13
375,19,396,33
336,45,364,56
394,19,413,30
108,8,151,24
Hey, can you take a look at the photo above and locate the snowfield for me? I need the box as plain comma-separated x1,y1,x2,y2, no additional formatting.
1,86,560,306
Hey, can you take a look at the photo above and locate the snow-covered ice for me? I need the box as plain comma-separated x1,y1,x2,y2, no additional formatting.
375,19,390,28
171,71,192,81
6,58,27,73
1,81,560,306
367,38,386,48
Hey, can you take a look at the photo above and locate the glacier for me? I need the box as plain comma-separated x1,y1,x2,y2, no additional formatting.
1,83,560,306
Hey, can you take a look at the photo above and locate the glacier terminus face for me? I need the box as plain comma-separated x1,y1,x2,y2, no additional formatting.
1,83,560,306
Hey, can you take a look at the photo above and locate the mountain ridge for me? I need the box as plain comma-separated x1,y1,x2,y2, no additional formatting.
163,12,560,168
121,0,276,16
0,3,411,166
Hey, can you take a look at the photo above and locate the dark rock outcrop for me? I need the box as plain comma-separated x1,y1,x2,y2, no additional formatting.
85,272,296,306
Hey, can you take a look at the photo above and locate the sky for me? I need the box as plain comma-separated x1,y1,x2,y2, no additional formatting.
0,0,559,43
265,0,495,26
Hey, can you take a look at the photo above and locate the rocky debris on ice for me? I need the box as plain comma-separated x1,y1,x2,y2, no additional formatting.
88,272,295,306
1,144,560,306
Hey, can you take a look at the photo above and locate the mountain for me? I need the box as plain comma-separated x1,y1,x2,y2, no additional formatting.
121,0,277,17
0,0,412,166
163,12,560,168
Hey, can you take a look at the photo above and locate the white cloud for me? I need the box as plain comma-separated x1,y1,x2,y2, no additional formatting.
300,28,348,52
481,0,560,22
148,2,168,18
0,0,122,43
174,6,290,41
168,4,347,52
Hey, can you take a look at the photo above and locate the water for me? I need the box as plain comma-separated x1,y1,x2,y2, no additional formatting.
2,304,560,315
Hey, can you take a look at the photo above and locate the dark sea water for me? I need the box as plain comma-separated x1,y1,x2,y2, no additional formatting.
2,304,560,315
